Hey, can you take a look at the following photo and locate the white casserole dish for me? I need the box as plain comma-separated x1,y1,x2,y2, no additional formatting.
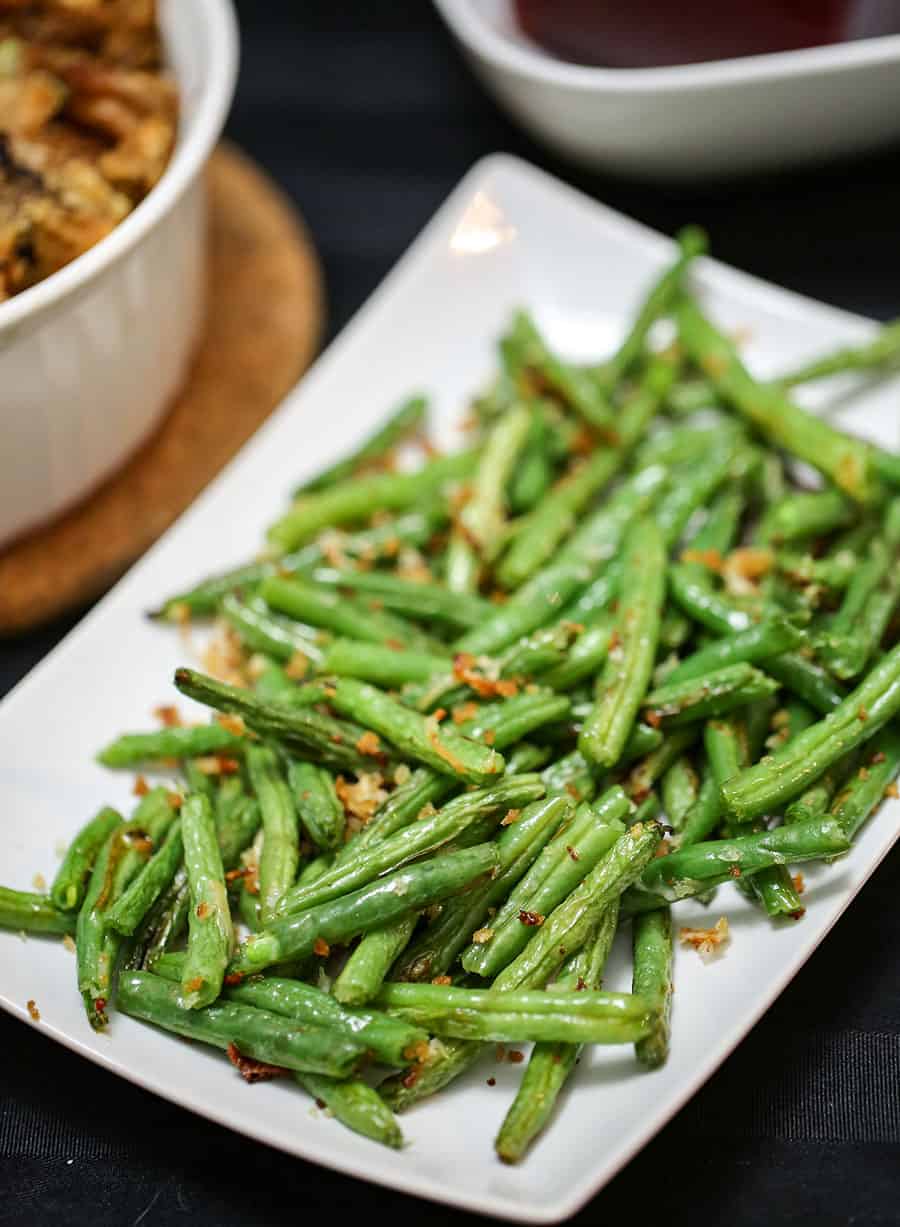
0,0,239,549
434,0,900,180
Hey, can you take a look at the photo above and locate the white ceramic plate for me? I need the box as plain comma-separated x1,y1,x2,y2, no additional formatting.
1,155,899,1223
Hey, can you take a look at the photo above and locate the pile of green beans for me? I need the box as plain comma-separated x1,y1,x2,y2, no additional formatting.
6,228,900,1167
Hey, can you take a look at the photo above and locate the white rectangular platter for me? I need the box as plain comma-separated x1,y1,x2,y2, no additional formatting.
2,154,899,1223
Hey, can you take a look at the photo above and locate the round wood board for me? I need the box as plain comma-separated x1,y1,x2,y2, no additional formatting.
0,143,324,635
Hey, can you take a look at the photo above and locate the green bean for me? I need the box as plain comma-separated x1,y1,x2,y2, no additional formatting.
494,903,618,1164
458,400,532,563
260,575,443,654
818,540,891,675
820,507,900,678
498,624,581,680
216,796,262,870
541,749,598,804
376,982,652,1045
663,618,805,687
636,815,850,903
97,723,245,768
179,794,234,1008
764,488,855,544
173,668,381,774
321,639,447,687
461,789,628,978
661,756,699,831
579,518,666,768
632,906,673,1069
493,821,662,991
296,1074,403,1149
230,842,499,974
220,591,327,666
245,744,300,925
670,766,724,850
410,627,575,715
293,395,427,495
635,426,726,470
155,953,427,1068
675,297,881,502
498,449,623,591
456,464,668,655
507,403,554,514
766,652,845,714
332,916,419,1006
830,727,900,839
106,819,184,937
51,807,123,911
381,823,656,1110
152,508,447,620
137,784,257,968
784,754,856,825
631,792,663,825
287,761,345,853
444,528,481,596
558,900,620,990
498,353,678,589
0,887,78,935
504,742,553,775
595,226,707,388
252,661,313,705
642,663,779,728
746,860,805,920
656,437,748,551
380,1038,484,1111
237,882,260,933
624,728,698,802
339,768,457,859
503,310,614,430
668,316,900,416
722,642,900,821
458,691,571,750
117,972,363,1077
323,677,504,783
182,759,217,802
557,557,623,627
667,487,752,633
765,700,817,751
393,796,569,983
659,611,693,653
313,568,492,631
704,715,747,795
267,450,476,553
276,775,544,916
541,616,615,692
778,524,875,593
699,713,798,923
77,790,174,1028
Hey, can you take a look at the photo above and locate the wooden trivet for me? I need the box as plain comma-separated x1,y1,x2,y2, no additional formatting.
0,143,324,634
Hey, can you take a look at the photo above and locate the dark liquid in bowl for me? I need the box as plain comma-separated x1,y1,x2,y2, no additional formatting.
514,0,900,68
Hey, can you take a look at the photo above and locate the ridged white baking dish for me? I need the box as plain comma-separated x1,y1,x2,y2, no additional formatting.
0,0,239,549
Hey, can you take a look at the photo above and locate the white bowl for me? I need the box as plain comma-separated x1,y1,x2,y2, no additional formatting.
0,0,238,549
434,0,900,179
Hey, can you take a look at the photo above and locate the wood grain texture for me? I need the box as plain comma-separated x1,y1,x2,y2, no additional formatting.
0,143,324,634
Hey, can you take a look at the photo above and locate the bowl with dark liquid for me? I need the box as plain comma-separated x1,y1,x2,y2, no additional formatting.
433,0,900,177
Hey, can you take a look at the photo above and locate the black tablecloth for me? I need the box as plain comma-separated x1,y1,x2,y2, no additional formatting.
3,4,900,1224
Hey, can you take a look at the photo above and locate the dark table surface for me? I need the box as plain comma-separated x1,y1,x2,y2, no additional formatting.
3,4,900,1225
